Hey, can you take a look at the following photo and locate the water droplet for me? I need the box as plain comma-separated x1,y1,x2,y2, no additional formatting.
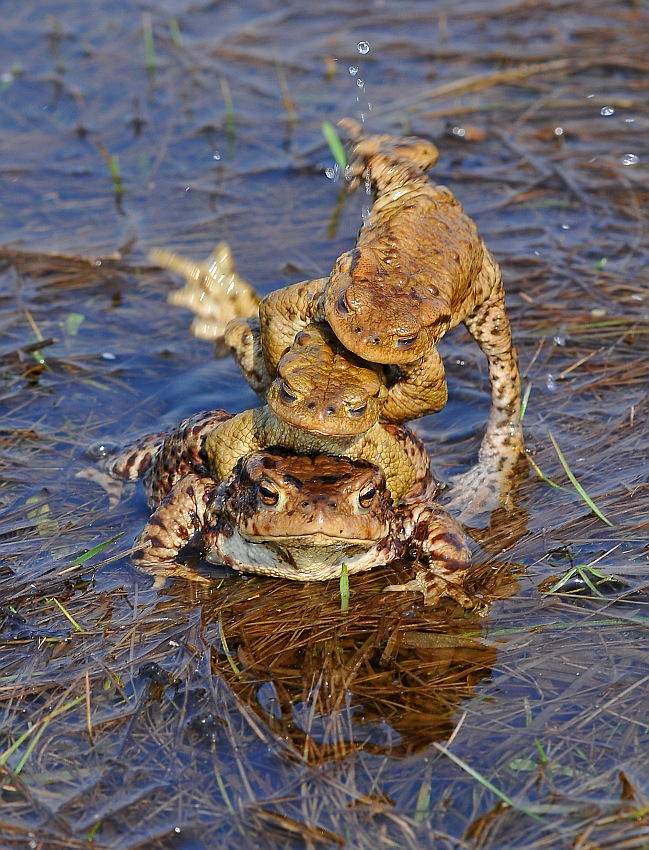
560,223,570,230
356,78,364,88
546,374,556,391
213,151,221,160
621,153,638,166
625,117,635,123
553,333,565,346
451,126,466,138
362,206,372,227
344,164,354,181
325,165,339,181
554,126,564,136
357,41,370,54
348,65,359,76
87,441,119,459
600,106,615,117
102,352,116,361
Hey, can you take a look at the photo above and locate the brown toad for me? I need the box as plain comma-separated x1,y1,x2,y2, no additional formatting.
223,319,388,437
146,318,415,499
149,123,523,517
108,410,472,605
259,121,523,515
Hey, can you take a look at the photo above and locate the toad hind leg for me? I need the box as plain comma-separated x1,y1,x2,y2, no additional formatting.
448,250,523,521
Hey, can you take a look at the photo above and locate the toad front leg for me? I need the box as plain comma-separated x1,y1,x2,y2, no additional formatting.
133,473,221,567
259,278,329,371
380,346,448,423
386,503,473,608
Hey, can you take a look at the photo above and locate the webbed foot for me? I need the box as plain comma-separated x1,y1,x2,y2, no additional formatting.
384,570,474,609
443,451,525,526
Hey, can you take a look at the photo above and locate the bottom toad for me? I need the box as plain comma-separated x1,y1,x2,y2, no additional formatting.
108,410,473,607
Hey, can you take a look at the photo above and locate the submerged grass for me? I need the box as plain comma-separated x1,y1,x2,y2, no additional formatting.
142,12,156,73
434,742,545,823
94,139,124,198
220,75,236,136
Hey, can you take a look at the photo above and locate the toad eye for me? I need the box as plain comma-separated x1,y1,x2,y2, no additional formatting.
336,291,352,316
258,479,280,506
358,483,377,509
279,381,298,405
346,401,368,419
395,332,419,350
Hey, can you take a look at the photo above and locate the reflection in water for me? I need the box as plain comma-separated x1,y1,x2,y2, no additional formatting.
155,562,517,763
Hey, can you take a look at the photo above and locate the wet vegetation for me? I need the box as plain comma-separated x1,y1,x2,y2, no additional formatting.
1,1,648,848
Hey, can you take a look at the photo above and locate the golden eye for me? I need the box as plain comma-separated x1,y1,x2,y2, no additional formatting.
258,479,280,506
358,483,376,509
279,381,298,404
396,332,418,350
347,401,368,419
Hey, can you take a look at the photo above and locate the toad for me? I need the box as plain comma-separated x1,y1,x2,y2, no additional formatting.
258,121,523,515
234,320,388,438
108,410,472,605
149,123,523,517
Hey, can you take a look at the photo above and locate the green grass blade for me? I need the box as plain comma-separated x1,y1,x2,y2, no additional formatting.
577,567,605,596
519,382,532,421
548,431,613,526
340,562,350,612
46,597,83,632
545,567,578,594
142,12,156,72
322,122,347,171
71,532,124,566
220,76,235,135
527,455,569,491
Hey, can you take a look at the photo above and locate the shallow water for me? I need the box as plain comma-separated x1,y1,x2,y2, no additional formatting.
1,2,649,849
